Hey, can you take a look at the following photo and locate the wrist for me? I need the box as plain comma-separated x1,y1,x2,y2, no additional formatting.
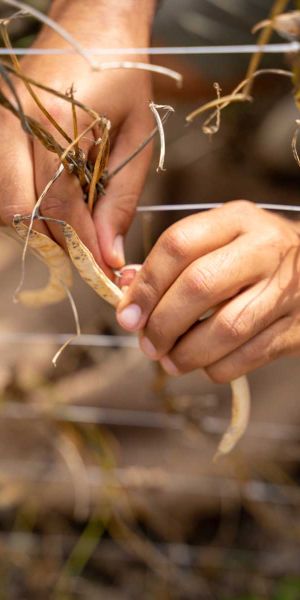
48,0,156,46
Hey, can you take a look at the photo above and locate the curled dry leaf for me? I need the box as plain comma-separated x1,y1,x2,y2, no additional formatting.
149,102,175,172
253,11,300,40
13,217,72,307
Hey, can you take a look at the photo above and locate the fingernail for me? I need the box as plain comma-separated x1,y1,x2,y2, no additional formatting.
117,265,140,289
113,235,125,265
118,304,142,330
140,336,157,359
160,356,180,376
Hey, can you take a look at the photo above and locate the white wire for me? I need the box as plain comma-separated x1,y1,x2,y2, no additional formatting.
0,458,299,505
137,203,300,213
0,43,299,56
0,332,138,348
2,400,300,442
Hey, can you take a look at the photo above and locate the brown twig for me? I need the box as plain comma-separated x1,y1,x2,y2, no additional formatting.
244,0,290,96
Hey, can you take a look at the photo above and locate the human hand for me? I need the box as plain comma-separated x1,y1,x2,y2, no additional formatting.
0,0,156,271
116,201,300,382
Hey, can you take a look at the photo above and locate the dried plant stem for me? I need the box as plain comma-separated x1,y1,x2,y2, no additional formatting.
149,102,175,172
202,82,222,135
69,87,79,156
98,60,182,84
186,93,250,123
60,116,105,164
186,68,292,129
87,126,110,212
0,63,29,132
52,284,81,367
68,87,87,187
244,0,290,96
292,120,300,168
107,113,171,180
0,60,99,119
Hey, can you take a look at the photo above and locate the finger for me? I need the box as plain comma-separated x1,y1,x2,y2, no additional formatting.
140,234,267,359
159,273,292,376
0,111,49,236
205,314,298,383
116,201,249,332
34,140,103,267
94,107,153,270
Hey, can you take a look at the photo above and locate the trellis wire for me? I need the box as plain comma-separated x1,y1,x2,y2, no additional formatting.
2,400,300,443
0,459,299,505
0,332,138,347
137,203,300,213
0,42,299,56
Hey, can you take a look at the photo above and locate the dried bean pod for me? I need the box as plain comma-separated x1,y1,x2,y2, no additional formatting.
62,222,122,308
199,312,251,459
13,217,72,306
214,375,251,461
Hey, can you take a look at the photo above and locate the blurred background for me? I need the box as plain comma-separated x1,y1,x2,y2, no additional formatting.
0,1,300,599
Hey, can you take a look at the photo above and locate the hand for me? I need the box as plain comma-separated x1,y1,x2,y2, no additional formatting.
116,201,300,382
0,0,155,271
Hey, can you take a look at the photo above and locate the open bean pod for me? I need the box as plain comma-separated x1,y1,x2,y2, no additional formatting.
62,222,122,308
13,216,73,307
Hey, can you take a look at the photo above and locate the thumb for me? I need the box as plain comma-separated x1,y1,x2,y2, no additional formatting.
93,114,153,269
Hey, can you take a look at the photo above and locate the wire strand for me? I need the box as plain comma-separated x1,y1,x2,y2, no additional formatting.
137,203,300,213
0,332,138,347
0,43,299,56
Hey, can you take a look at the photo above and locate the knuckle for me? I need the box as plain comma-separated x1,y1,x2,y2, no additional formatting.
241,334,279,365
1,202,29,225
224,199,258,231
184,265,215,298
170,345,197,374
146,314,165,346
206,364,232,384
134,264,160,308
239,340,260,364
170,351,187,373
267,342,283,362
40,195,66,219
229,199,255,214
216,312,247,343
161,226,190,260
261,224,281,246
